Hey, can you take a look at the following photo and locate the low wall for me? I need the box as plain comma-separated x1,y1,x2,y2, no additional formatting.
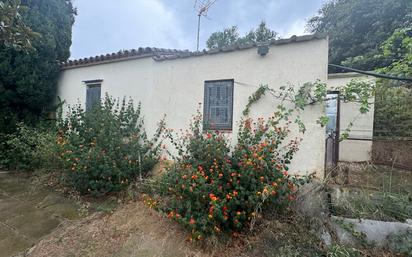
372,139,412,170
339,139,372,162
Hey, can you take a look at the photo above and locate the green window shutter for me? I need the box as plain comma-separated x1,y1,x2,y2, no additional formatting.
86,85,101,111
204,79,234,130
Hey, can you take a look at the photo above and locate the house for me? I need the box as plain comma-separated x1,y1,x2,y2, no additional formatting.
57,34,374,179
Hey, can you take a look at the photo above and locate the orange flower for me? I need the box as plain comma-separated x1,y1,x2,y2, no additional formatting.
283,171,288,176
209,193,218,201
206,133,212,139
191,175,198,180
189,218,196,224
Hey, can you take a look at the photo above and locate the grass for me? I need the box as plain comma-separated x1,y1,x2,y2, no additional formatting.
333,190,412,222
329,163,412,222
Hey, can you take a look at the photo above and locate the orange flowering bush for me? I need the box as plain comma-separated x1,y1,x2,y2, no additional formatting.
57,95,164,195
159,110,307,239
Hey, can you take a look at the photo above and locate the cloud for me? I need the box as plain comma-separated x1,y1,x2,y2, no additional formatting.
281,19,307,37
70,0,325,58
70,0,189,59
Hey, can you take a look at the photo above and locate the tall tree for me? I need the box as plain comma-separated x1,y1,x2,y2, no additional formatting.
0,0,37,49
206,26,239,50
207,21,278,50
307,0,412,71
372,28,412,137
0,0,75,133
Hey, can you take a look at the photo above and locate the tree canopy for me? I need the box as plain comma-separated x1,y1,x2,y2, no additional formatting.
0,0,75,133
307,0,412,71
372,28,412,137
0,0,38,49
206,21,278,50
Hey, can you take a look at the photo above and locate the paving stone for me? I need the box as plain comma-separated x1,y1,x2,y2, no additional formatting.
6,210,61,239
0,225,31,257
0,173,82,256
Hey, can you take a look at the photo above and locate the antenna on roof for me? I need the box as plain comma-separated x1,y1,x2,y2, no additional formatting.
194,0,217,51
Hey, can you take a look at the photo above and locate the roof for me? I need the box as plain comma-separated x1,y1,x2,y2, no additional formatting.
61,33,326,69
61,47,189,69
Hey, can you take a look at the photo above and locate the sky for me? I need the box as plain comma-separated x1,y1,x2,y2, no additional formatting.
70,0,325,59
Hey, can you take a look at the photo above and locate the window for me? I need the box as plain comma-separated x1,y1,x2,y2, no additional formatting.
84,79,102,111
203,79,234,130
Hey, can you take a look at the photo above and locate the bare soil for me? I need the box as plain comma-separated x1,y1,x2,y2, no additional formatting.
24,201,209,257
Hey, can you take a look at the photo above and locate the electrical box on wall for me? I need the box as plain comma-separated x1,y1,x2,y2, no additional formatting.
257,45,269,56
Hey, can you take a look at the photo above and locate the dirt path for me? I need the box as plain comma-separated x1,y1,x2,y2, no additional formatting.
25,201,210,257
0,173,81,257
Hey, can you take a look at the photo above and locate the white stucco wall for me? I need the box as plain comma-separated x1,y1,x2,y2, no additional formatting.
58,38,329,178
327,73,375,162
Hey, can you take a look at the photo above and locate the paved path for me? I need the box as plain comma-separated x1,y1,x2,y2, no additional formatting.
0,173,81,257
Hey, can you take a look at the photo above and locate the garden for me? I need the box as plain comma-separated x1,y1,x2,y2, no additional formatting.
1,79,410,257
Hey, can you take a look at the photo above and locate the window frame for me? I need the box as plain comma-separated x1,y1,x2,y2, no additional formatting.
84,79,103,112
203,79,234,131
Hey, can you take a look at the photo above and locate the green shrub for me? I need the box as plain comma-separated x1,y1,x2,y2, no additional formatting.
0,123,57,171
327,244,360,257
58,95,164,196
333,191,412,222
157,110,307,240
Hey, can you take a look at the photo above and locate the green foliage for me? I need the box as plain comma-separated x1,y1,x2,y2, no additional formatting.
243,80,375,136
0,0,38,49
387,229,412,256
242,84,269,116
307,0,412,70
333,191,412,222
206,26,239,50
379,28,412,77
0,0,76,134
157,110,306,239
327,244,360,257
207,21,278,49
0,122,57,171
374,85,412,138
57,95,164,196
371,28,412,138
339,80,374,114
317,116,330,127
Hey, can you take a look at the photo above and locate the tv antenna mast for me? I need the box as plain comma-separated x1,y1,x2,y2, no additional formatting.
194,0,217,51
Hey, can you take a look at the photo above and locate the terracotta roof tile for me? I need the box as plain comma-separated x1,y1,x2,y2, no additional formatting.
61,34,326,69
61,47,189,69
152,33,326,61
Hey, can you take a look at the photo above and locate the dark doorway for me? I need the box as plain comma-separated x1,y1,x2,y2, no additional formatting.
325,92,340,169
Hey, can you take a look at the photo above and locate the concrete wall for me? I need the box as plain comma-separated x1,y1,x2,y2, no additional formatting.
327,73,375,162
58,38,329,177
